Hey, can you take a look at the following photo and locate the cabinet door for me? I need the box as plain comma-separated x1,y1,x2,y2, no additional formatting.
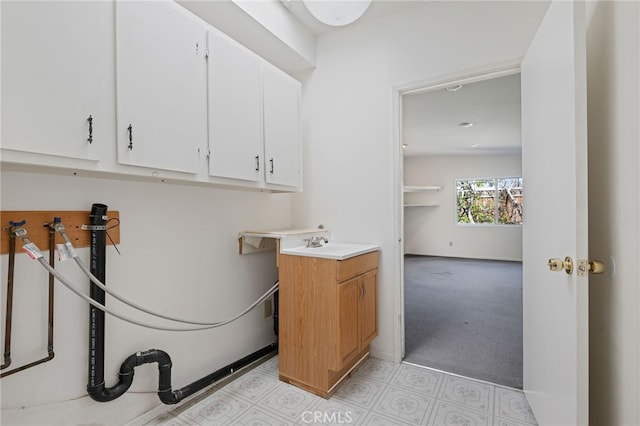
360,270,378,347
115,1,206,173
262,65,301,187
335,277,360,371
1,1,100,161
207,30,262,181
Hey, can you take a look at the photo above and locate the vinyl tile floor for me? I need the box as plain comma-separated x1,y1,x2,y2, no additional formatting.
143,356,537,426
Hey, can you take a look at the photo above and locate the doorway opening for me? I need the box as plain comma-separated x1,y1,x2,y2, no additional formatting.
398,68,524,389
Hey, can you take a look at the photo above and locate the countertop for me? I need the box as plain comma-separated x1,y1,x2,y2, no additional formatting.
280,242,380,260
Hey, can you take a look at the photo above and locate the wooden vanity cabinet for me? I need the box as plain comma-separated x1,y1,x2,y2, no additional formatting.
278,251,378,398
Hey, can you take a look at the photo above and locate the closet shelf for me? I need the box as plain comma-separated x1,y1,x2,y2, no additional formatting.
404,185,441,207
404,203,439,208
403,185,441,192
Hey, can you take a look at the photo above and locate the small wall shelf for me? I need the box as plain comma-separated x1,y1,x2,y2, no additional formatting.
237,228,327,255
403,185,441,207
403,185,441,192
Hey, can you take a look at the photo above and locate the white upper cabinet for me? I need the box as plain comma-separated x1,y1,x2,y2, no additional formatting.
207,30,263,181
1,1,101,161
263,65,302,188
115,1,207,173
207,31,302,189
2,1,301,191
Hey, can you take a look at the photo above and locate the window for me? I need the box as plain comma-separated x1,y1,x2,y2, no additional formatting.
456,177,523,225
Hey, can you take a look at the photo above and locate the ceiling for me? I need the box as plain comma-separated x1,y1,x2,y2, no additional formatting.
278,1,523,158
402,73,522,157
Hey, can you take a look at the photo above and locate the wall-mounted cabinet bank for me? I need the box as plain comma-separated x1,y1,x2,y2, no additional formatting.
1,1,302,192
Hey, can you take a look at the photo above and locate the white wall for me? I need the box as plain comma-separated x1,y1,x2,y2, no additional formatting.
586,1,640,424
293,1,548,361
0,172,293,423
404,154,522,261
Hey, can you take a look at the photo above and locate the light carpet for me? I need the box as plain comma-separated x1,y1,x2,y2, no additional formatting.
404,255,523,389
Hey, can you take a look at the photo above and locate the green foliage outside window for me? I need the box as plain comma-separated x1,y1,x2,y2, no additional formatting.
456,178,523,225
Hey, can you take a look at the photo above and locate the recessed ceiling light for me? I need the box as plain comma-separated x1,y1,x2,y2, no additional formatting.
471,143,480,148
445,85,463,92
402,144,408,148
459,122,475,128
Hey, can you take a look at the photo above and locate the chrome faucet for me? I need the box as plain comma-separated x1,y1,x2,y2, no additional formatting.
304,235,329,248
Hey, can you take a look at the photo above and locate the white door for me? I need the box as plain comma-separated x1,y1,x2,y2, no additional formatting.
115,1,207,173
207,30,263,182
1,1,101,161
263,65,302,188
521,1,588,425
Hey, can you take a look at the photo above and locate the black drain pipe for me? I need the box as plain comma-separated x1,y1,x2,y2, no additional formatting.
88,343,276,404
86,203,276,404
155,343,275,404
86,203,121,401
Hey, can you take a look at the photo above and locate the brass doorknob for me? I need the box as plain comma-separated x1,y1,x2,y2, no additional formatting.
547,257,573,275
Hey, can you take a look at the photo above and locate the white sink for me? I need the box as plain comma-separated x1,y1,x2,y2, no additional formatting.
280,242,379,260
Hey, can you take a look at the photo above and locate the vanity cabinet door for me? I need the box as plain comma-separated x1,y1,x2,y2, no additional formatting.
335,277,360,370
1,1,101,161
334,267,378,372
115,0,207,173
360,269,378,347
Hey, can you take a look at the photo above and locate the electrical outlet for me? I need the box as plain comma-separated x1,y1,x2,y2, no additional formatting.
264,299,272,318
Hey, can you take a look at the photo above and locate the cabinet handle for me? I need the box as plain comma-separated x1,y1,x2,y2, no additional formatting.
255,155,260,171
270,158,274,174
87,115,93,144
359,282,364,299
127,124,133,150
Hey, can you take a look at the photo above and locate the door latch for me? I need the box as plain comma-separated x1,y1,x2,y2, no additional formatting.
577,259,605,277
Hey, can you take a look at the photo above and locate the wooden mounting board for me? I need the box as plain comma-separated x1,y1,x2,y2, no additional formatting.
0,211,120,255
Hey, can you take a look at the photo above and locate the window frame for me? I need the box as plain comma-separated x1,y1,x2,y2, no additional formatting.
455,176,523,226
